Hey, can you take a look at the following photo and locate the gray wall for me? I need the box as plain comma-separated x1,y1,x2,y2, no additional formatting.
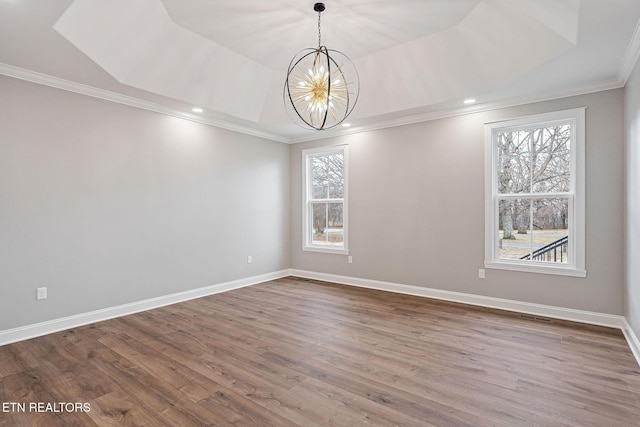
0,76,290,330
625,64,640,336
0,73,628,333
291,89,625,315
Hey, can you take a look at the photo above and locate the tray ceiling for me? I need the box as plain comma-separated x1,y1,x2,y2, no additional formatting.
1,0,639,142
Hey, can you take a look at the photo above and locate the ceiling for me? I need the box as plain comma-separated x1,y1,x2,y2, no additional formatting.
1,0,639,143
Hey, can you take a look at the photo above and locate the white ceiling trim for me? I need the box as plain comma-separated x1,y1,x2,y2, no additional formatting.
0,63,287,143
288,78,625,144
618,17,640,85
0,62,625,145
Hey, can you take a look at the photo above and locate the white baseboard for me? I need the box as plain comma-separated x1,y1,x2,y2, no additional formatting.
0,270,289,346
289,269,640,367
622,318,640,366
3,268,639,368
289,269,627,328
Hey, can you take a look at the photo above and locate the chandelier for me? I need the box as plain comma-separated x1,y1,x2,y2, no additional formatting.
284,2,359,130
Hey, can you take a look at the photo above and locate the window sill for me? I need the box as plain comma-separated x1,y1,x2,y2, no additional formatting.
303,246,349,255
484,261,586,278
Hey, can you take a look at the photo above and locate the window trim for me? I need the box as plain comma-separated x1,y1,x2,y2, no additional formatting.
302,145,349,255
484,108,586,277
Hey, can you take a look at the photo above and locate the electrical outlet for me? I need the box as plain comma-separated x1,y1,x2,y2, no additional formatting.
37,287,47,300
478,269,485,279
247,255,252,264
347,255,353,264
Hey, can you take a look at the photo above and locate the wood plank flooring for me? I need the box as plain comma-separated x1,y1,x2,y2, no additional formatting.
1,276,639,426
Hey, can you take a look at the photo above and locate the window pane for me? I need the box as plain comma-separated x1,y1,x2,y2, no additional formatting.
311,156,328,199
498,124,572,195
311,202,343,246
498,197,570,263
312,203,328,244
327,203,344,245
497,130,531,194
311,153,344,199
498,198,531,260
531,125,571,193
530,198,569,263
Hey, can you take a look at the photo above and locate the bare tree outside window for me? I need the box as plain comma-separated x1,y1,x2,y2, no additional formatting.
304,148,347,251
496,124,571,263
485,108,585,276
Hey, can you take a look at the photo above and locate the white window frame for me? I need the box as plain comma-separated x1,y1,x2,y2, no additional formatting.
484,108,586,277
302,145,349,254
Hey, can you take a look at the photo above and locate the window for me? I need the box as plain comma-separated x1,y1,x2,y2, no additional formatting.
484,108,585,277
302,145,348,254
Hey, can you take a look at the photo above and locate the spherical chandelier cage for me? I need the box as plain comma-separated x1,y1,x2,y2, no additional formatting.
283,3,360,131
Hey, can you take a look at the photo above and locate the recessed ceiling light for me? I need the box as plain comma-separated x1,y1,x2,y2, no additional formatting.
342,123,351,127
463,98,477,105
192,107,203,113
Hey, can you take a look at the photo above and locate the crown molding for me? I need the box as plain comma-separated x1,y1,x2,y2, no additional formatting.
0,63,288,143
288,78,626,144
618,17,640,85
1,62,627,146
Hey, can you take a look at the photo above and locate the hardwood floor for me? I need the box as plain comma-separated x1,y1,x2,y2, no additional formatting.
1,276,639,426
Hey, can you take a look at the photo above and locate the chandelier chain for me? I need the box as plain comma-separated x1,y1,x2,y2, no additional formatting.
317,10,322,49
